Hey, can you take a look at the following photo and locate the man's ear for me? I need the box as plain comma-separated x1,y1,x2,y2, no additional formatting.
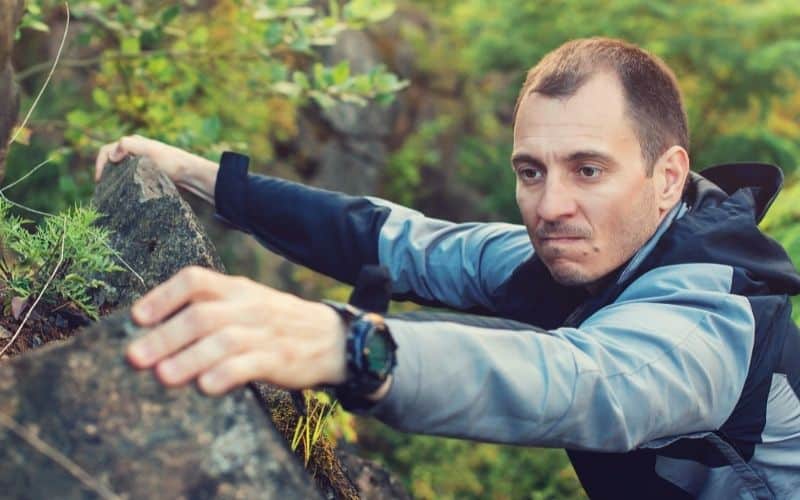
652,145,690,215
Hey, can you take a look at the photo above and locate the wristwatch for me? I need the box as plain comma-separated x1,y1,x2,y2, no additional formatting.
322,300,398,402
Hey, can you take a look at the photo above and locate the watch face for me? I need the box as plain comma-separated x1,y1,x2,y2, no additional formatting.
365,329,392,377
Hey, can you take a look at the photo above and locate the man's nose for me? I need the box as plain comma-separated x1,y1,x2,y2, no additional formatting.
536,178,578,221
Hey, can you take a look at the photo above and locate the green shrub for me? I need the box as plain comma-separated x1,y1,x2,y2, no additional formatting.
0,198,122,319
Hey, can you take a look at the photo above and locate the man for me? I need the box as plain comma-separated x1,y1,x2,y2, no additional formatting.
95,38,800,498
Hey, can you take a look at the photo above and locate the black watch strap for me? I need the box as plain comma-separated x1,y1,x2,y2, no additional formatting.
322,300,397,409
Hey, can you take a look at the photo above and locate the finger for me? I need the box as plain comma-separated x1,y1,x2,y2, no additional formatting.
126,301,233,367
132,266,225,326
199,336,330,395
109,139,129,162
94,143,115,182
155,325,253,386
198,350,284,396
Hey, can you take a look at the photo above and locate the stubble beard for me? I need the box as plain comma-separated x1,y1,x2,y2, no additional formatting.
538,187,660,289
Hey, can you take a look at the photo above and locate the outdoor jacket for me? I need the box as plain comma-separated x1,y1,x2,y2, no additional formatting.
214,151,800,499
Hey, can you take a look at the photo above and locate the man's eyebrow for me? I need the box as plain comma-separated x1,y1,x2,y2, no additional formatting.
510,153,545,169
564,150,618,166
510,150,618,168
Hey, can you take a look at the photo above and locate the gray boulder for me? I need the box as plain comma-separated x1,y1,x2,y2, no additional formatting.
92,156,226,307
0,309,321,499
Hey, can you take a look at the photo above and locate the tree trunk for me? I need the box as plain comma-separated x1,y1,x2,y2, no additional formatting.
0,0,25,182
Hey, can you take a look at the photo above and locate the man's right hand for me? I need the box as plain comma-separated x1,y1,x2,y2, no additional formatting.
95,135,198,183
95,135,220,206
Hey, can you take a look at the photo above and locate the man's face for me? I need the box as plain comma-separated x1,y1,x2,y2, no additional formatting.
512,72,661,287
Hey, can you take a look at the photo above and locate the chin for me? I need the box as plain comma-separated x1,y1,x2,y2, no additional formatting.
547,262,598,287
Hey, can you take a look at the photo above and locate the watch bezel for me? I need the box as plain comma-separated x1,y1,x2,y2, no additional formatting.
322,300,397,397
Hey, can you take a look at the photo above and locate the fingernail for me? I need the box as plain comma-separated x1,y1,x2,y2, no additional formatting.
133,302,152,323
128,341,151,365
200,373,222,394
159,361,176,382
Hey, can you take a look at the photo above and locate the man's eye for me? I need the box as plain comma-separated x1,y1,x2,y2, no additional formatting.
578,165,602,178
518,167,542,180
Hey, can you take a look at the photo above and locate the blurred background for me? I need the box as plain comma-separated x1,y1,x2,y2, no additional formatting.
5,1,800,498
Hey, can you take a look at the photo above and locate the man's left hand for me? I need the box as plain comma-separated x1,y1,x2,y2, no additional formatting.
126,266,347,395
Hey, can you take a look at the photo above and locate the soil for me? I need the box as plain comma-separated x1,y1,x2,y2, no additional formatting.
0,301,111,359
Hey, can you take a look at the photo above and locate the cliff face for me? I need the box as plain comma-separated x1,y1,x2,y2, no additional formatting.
0,0,24,180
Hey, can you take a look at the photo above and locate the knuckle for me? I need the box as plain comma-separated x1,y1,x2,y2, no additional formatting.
216,326,243,352
213,363,240,385
278,344,296,364
180,265,204,286
183,304,206,328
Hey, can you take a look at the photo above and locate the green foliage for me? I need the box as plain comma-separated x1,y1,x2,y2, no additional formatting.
15,1,50,38
383,0,800,222
760,176,800,323
0,198,122,319
357,420,586,499
10,0,405,215
290,391,341,467
385,117,452,205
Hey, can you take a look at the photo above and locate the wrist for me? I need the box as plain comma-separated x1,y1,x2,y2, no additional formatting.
316,302,348,385
176,154,219,205
320,300,398,407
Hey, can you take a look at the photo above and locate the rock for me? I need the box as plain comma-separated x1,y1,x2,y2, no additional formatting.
336,449,412,500
92,155,226,307
0,309,321,499
89,156,383,498
305,30,398,196
0,154,412,499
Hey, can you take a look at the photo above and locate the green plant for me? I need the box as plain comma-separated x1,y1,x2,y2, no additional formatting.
0,197,122,319
290,390,340,467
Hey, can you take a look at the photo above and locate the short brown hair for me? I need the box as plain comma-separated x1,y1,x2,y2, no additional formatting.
513,38,689,173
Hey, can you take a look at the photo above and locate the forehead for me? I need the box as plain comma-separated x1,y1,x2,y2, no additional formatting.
513,72,640,158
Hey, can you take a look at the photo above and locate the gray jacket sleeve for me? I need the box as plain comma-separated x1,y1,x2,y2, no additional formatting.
359,263,754,452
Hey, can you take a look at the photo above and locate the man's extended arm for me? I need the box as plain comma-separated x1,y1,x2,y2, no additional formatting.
213,151,533,310
362,263,754,451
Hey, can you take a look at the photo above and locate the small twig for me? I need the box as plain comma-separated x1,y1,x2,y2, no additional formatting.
0,159,53,193
8,2,70,147
109,249,145,286
15,46,306,81
0,192,55,218
0,218,67,359
0,411,122,500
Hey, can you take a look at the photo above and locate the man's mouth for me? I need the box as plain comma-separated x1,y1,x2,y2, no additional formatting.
540,236,584,242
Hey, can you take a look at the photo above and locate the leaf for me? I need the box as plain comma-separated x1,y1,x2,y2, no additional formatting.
293,71,311,90
11,296,30,320
21,19,50,33
160,5,181,26
66,110,92,128
332,61,350,85
92,88,112,109
10,126,32,145
271,81,302,98
309,90,337,109
120,36,141,55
